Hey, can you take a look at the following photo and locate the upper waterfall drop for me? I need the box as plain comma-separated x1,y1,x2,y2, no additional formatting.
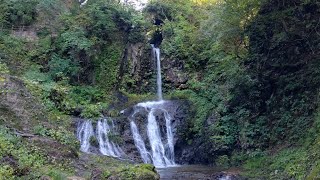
151,44,163,100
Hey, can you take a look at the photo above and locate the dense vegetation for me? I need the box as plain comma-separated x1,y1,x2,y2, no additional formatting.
0,0,155,178
145,0,320,179
0,0,320,179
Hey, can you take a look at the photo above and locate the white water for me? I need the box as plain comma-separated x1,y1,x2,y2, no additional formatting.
147,109,173,167
77,121,94,152
77,119,124,158
130,121,152,164
151,44,163,100
164,111,175,162
97,119,123,157
131,101,176,167
79,0,89,7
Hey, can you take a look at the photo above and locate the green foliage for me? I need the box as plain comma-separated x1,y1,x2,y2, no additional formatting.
0,62,9,74
0,0,39,27
242,106,320,179
243,148,310,179
47,169,67,180
0,126,45,178
120,90,154,107
108,132,123,144
215,155,230,168
47,127,79,149
117,164,158,180
89,136,99,147
48,54,78,80
243,0,320,144
80,104,104,118
59,29,93,52
33,125,48,136
23,65,58,111
36,0,67,29
32,125,79,149
24,64,110,118
0,34,29,75
62,86,109,118
95,44,122,91
153,2,320,178
24,65,52,83
0,165,14,179
102,170,112,179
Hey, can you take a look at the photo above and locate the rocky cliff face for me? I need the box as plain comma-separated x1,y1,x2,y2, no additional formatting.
162,57,188,90
0,75,45,131
121,42,188,94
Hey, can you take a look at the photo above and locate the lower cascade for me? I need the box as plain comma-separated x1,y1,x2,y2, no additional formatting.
77,119,124,157
130,101,176,167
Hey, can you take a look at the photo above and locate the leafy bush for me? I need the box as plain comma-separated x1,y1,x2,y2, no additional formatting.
216,155,230,168
0,126,45,177
48,54,78,80
62,86,109,118
0,62,9,74
0,165,14,179
0,0,39,26
33,125,79,150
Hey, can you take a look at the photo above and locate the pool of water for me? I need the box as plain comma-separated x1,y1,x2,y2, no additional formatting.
156,165,235,180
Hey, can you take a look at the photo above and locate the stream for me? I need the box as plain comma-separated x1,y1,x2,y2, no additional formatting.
157,165,241,180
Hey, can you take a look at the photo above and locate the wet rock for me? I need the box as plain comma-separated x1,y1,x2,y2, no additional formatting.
206,113,218,126
125,43,155,94
91,168,103,180
40,176,52,180
157,166,246,180
165,68,188,87
67,176,86,180
162,57,188,89
178,84,188,90
113,91,129,108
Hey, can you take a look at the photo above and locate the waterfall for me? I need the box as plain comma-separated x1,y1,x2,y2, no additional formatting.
151,44,163,100
130,121,152,164
97,119,123,157
77,119,124,158
164,111,175,162
129,45,176,167
79,0,89,7
77,121,94,152
147,109,172,167
131,101,176,167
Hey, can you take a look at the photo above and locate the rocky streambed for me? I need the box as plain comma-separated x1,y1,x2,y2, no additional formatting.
157,165,245,180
